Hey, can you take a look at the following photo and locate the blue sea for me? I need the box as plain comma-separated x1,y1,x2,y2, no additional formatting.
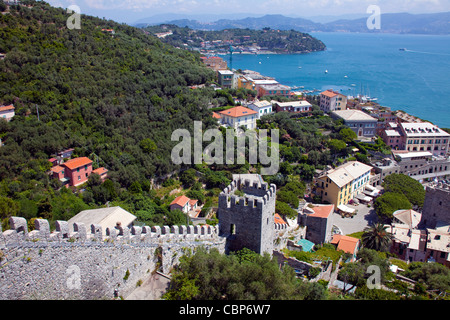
229,32,450,128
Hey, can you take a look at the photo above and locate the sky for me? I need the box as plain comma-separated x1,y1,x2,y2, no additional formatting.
47,0,450,24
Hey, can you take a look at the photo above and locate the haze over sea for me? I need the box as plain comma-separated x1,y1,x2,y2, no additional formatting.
230,32,450,128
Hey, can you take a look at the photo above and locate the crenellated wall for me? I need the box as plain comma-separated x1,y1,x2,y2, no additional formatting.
0,217,226,300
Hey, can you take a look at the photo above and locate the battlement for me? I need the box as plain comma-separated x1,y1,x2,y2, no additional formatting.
0,216,220,249
427,180,450,192
219,176,277,211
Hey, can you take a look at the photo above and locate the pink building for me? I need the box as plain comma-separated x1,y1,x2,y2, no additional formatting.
50,157,93,187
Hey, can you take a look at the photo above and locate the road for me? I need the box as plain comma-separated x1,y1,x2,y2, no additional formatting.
332,203,378,235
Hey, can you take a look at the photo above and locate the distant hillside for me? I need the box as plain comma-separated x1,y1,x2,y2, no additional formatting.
145,24,326,54
140,12,450,35
0,0,217,188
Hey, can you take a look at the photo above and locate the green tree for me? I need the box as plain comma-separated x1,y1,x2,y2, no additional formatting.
0,196,19,219
382,174,426,207
361,223,393,252
339,127,357,143
374,192,412,220
163,247,326,300
275,201,297,219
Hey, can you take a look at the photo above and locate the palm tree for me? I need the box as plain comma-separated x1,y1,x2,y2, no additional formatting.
361,223,393,252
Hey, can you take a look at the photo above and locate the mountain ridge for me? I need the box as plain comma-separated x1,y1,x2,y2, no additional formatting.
135,12,450,35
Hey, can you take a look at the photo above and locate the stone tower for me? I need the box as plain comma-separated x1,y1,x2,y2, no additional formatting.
420,181,450,228
218,174,276,256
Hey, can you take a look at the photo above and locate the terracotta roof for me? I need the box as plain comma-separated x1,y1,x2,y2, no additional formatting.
93,167,108,175
212,112,221,119
321,89,339,98
170,195,190,207
310,205,334,218
274,213,287,225
51,165,64,173
331,235,359,254
218,106,257,118
0,105,14,112
189,199,198,206
62,157,93,170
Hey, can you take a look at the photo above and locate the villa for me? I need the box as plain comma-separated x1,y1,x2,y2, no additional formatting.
218,106,258,130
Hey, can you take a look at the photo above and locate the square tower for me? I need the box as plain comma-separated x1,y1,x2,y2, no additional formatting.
218,174,276,256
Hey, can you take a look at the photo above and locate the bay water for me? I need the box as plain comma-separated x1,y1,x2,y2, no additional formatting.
229,32,450,128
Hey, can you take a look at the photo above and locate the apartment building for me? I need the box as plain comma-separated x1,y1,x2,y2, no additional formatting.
399,122,450,156
319,89,347,113
314,161,373,207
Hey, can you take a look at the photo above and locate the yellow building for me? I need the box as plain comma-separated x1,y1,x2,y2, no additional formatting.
237,75,255,90
315,161,373,207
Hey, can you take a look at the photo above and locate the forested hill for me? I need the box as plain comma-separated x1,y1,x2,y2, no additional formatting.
145,25,326,53
0,0,219,189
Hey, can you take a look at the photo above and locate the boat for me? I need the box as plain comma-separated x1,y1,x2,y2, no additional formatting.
344,75,348,78
399,48,406,51
324,70,328,73
298,66,302,69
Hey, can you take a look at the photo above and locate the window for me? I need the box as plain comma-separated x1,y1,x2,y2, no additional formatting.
78,176,81,181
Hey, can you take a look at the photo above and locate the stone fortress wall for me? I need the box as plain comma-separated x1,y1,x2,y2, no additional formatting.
0,174,279,300
0,217,226,300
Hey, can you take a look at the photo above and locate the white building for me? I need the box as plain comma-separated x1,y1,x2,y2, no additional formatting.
218,106,258,130
273,100,312,114
247,100,273,119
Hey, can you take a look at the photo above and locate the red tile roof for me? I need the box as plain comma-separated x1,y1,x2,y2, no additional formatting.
274,213,287,225
62,157,93,170
320,89,339,98
218,106,257,118
212,112,221,119
0,105,15,112
310,205,334,218
331,235,360,255
170,195,190,207
51,165,64,173
93,167,108,175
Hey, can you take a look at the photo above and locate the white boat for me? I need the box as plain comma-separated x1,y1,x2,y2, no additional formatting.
344,75,348,78
325,70,328,73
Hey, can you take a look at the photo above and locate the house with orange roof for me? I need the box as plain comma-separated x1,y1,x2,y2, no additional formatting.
298,204,335,245
49,157,93,187
319,89,347,113
92,167,109,182
170,195,199,214
61,157,93,187
0,104,15,122
218,106,258,130
330,234,360,261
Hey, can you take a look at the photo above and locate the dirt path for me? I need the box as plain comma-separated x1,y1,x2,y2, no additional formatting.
125,273,171,300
